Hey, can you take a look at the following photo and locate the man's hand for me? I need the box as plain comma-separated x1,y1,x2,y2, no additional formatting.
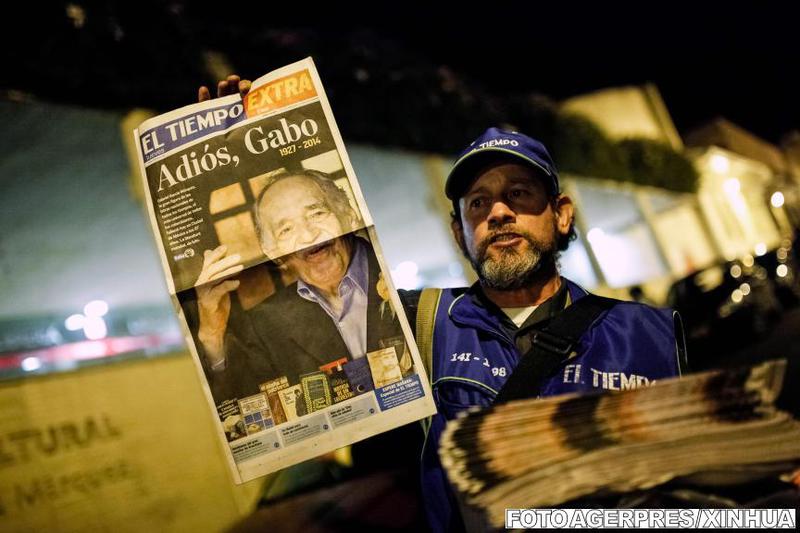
196,244,244,367
193,76,250,365
198,74,252,103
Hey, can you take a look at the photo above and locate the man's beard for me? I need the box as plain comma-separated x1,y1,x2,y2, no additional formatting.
469,226,557,290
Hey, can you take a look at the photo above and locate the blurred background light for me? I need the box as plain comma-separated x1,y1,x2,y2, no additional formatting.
84,299,109,317
710,154,730,173
723,178,741,195
65,313,86,331
71,340,109,359
739,283,751,296
65,3,86,29
770,191,785,208
21,356,42,372
83,316,108,340
586,227,605,244
391,260,420,290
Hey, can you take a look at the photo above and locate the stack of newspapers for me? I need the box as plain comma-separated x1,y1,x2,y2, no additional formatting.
439,359,800,527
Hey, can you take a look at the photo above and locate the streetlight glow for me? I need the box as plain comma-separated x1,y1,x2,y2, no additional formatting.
710,154,730,173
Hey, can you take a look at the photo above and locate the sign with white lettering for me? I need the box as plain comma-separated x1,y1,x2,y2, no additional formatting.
0,352,262,531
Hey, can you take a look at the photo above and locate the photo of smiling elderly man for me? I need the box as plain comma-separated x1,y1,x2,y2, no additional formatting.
185,168,411,410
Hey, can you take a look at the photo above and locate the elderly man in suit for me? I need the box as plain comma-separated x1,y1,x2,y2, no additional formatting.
195,169,407,397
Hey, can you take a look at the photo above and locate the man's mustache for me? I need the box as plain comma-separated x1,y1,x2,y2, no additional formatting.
477,225,534,254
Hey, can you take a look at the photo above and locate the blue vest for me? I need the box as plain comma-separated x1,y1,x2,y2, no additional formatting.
421,279,683,532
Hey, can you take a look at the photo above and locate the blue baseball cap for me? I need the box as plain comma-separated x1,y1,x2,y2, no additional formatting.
445,127,560,200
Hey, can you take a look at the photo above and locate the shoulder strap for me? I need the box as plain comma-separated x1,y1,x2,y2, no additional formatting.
494,294,618,404
415,288,443,384
673,310,689,375
416,288,443,440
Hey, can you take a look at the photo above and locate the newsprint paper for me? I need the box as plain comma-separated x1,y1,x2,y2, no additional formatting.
134,58,436,483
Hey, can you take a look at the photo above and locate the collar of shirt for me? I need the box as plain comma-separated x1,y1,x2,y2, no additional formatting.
296,237,369,316
469,277,570,353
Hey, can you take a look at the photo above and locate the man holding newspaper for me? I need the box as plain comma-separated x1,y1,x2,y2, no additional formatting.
199,75,685,532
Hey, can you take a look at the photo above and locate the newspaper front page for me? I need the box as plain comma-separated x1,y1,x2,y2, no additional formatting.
134,58,436,483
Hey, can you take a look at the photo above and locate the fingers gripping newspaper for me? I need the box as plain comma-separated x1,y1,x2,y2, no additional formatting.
134,58,436,483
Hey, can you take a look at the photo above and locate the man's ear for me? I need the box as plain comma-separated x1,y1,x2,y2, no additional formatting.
554,194,575,236
451,218,468,255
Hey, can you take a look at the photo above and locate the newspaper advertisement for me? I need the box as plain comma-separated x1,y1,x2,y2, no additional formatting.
134,57,436,483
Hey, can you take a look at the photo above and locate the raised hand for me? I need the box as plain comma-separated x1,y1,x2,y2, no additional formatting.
198,74,252,103
196,244,243,366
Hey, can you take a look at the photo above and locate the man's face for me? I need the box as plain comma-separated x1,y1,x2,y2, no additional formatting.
258,175,352,290
453,162,572,290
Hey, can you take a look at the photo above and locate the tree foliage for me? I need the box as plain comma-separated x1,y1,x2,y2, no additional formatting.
617,138,699,192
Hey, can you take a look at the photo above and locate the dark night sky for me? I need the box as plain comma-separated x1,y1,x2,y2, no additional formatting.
3,4,799,145
386,12,800,145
